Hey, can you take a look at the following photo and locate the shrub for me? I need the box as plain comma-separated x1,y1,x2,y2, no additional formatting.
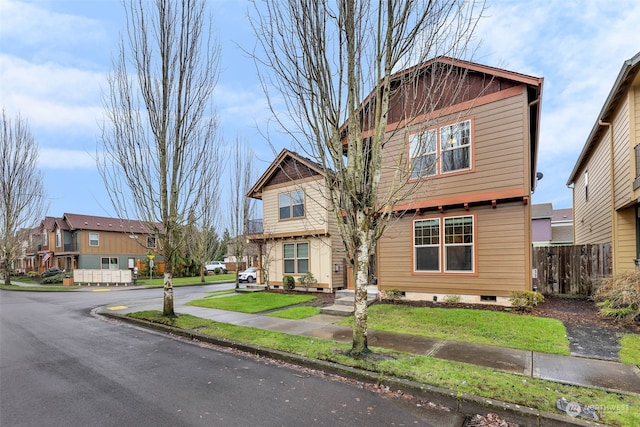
443,294,461,304
509,290,544,311
382,288,403,301
594,271,640,323
283,275,295,291
41,273,64,284
27,271,39,278
297,272,317,290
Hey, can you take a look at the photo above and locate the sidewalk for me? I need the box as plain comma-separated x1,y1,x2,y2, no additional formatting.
102,297,640,397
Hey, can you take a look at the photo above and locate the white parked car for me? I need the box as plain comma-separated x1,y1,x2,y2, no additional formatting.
205,261,227,273
239,267,258,283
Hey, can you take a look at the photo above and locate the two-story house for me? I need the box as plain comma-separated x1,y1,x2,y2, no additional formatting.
567,51,640,273
246,149,346,291
36,213,161,273
365,57,543,305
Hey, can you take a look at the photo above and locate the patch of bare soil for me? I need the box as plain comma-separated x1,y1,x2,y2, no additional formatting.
532,295,640,333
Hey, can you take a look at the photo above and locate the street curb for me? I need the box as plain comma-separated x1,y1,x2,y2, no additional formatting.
97,310,607,427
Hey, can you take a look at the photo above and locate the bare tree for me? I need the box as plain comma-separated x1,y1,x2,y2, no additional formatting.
250,0,485,355
0,110,48,285
228,138,255,289
98,0,221,316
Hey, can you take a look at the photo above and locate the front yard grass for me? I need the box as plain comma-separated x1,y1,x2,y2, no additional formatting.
128,311,640,427
620,334,640,365
338,304,570,355
267,306,321,319
186,292,316,313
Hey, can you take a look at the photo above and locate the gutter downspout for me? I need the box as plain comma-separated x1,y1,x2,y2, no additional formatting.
599,120,616,274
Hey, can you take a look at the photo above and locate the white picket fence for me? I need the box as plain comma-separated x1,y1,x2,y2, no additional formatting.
73,269,133,286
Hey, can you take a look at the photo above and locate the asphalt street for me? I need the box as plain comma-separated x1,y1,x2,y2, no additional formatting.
0,285,466,426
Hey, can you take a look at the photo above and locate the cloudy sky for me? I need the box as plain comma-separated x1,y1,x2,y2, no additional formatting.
1,0,639,220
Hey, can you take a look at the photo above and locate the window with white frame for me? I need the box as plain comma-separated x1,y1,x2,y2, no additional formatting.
410,120,471,178
89,232,99,246
55,230,61,248
410,130,437,179
283,242,309,274
444,216,474,271
279,190,305,220
414,218,440,271
414,215,474,273
146,235,157,249
101,257,119,270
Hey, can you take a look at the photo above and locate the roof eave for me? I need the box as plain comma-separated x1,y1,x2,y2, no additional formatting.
566,51,640,185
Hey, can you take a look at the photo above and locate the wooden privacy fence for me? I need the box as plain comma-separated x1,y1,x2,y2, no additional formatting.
532,244,611,296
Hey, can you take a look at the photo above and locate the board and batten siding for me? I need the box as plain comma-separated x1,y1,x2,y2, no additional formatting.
261,179,329,236
377,202,529,297
378,88,528,202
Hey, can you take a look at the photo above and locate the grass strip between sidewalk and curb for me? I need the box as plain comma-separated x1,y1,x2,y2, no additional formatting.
620,334,640,365
117,310,640,427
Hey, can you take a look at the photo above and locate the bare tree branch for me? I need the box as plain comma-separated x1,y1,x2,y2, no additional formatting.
98,0,222,316
0,109,48,285
249,0,485,355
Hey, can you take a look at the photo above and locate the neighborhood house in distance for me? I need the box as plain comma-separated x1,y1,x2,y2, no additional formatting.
14,213,163,281
248,57,544,305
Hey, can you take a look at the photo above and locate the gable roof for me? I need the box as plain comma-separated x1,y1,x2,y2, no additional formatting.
62,213,159,234
567,51,640,185
247,149,326,200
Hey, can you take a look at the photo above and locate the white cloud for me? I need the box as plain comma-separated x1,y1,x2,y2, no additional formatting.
0,54,106,132
0,0,106,53
39,148,96,170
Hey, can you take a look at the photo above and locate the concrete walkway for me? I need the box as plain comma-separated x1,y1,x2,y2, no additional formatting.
102,296,640,397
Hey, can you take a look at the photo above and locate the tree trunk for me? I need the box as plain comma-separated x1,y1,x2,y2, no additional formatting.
350,215,372,356
162,272,175,317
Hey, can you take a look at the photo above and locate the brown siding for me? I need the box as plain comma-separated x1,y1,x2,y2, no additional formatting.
377,202,528,297
78,230,152,255
573,129,613,245
379,89,528,202
616,206,637,272
612,100,631,209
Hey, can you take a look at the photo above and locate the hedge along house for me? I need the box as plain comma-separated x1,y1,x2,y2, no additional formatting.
246,149,347,292
360,57,544,305
567,51,640,274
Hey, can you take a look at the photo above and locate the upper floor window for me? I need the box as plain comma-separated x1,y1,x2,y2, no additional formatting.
146,235,157,249
42,231,48,246
410,119,472,178
55,230,61,248
89,232,99,246
279,190,305,220
584,170,589,202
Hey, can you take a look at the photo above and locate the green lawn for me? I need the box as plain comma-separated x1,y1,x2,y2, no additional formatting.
339,303,570,355
186,292,316,313
620,334,640,365
128,311,640,427
141,273,235,287
267,306,321,319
